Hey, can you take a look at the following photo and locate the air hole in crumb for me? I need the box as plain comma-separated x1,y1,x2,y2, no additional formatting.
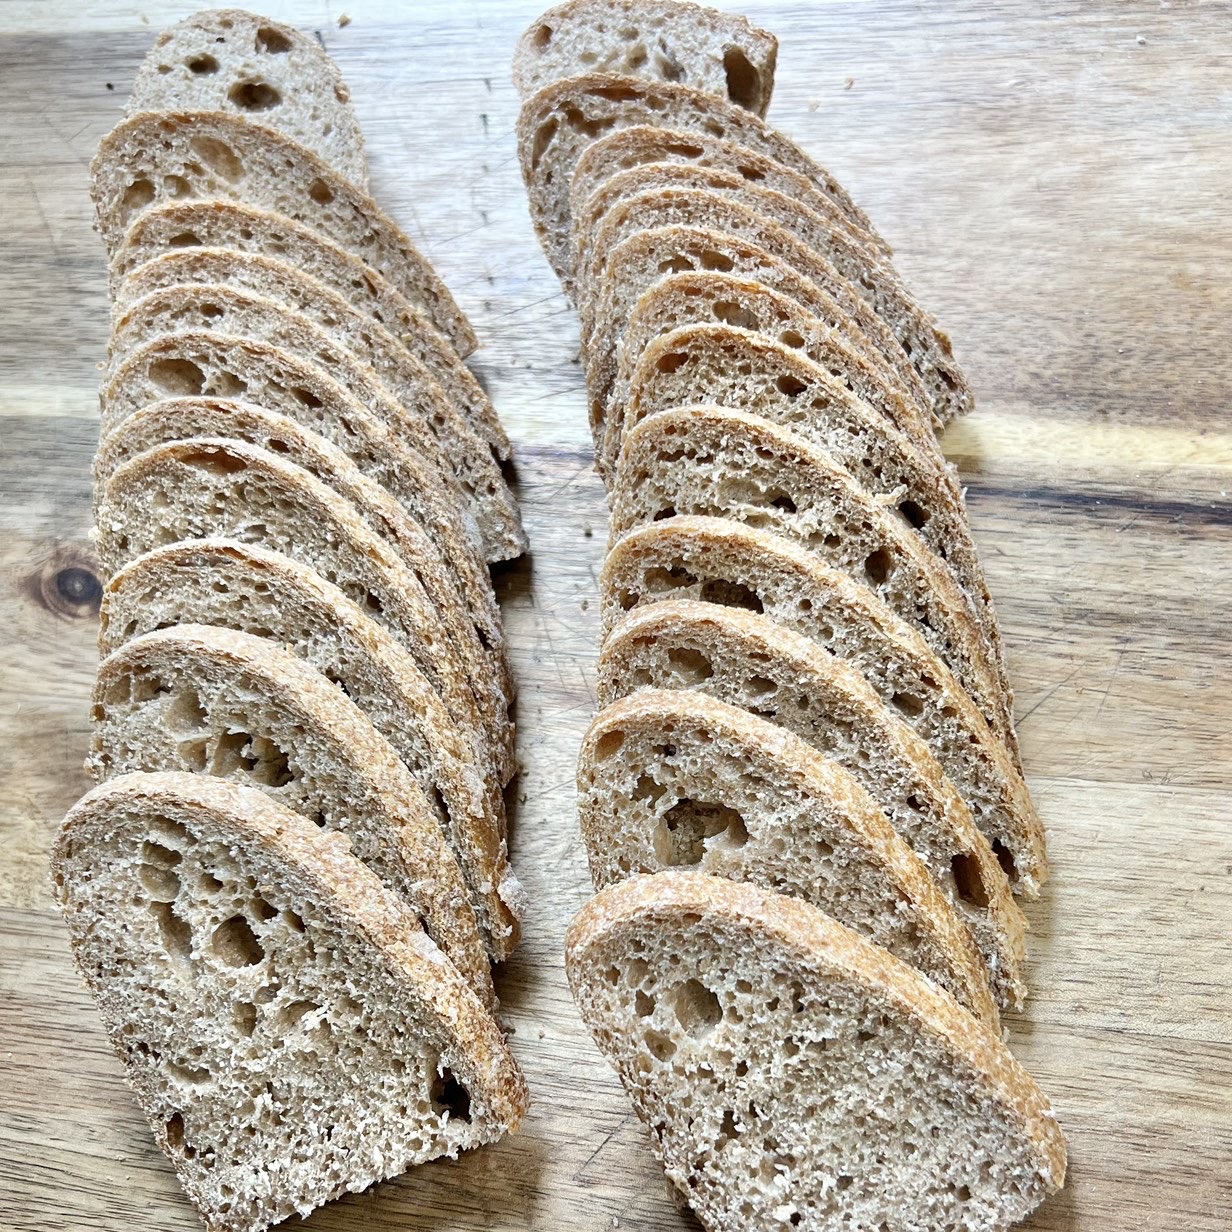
712,300,758,330
776,374,807,398
673,979,722,1037
211,915,264,967
233,1002,258,1036
634,989,655,1017
120,178,156,222
165,688,208,733
307,177,334,205
633,775,667,804
594,729,625,760
723,48,761,109
150,901,193,963
891,691,924,719
837,1174,854,1192
190,136,244,182
899,499,929,529
991,839,1017,881
532,23,552,49
666,645,712,683
187,54,218,74
291,386,324,408
644,1028,676,1061
699,249,734,272
953,851,991,907
255,26,292,53
142,840,182,869
698,578,763,612
431,1068,472,1122
655,349,690,374
148,357,205,396
165,1112,186,1149
166,1059,211,1085
229,81,281,111
139,863,181,902
864,548,892,585
654,799,748,866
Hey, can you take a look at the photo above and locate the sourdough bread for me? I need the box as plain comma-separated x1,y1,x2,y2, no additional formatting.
579,691,999,1023
565,872,1066,1232
117,242,511,460
128,10,368,186
610,406,1015,743
56,772,527,1232
101,537,521,960
516,73,888,288
89,628,495,995
601,517,1036,867
596,600,1034,989
91,111,477,355
514,0,778,116
104,283,526,562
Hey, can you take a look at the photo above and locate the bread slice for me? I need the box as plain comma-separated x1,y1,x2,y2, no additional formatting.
580,224,935,462
565,872,1066,1232
94,438,512,786
128,10,368,187
617,316,1002,662
117,241,510,460
104,283,525,562
89,627,494,997
56,771,528,1232
94,398,513,745
610,407,1015,746
91,111,477,356
579,189,941,442
577,164,970,427
101,538,521,960
516,73,888,288
602,517,1037,877
579,691,999,1023
99,329,494,583
514,0,778,117
597,600,1032,992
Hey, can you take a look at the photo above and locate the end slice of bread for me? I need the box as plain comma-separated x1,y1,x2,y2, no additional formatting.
578,691,999,1024
56,771,527,1232
514,0,778,117
565,872,1066,1232
128,9,369,188
89,627,495,997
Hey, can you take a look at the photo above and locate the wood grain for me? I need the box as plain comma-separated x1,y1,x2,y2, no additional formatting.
1,1,1229,1229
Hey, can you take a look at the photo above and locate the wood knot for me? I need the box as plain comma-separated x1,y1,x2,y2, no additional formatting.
24,545,103,621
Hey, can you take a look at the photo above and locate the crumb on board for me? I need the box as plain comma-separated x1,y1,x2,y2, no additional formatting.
583,524,594,538
808,98,819,111
844,76,855,89
1136,33,1146,45
581,599,590,611
338,13,352,27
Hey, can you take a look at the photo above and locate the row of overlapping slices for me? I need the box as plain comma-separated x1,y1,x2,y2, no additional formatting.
513,2,1066,1230
56,10,529,1232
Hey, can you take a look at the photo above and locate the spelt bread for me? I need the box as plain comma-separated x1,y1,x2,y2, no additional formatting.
91,110,477,355
597,601,1033,992
56,772,527,1232
514,0,778,117
581,225,934,462
610,407,1015,743
104,283,525,562
94,398,513,744
602,517,1036,864
99,329,493,583
117,242,510,460
578,691,999,1023
565,872,1066,1232
618,316,1004,668
128,10,368,187
100,538,522,960
579,190,939,443
577,164,970,426
516,73,888,288
93,438,511,785
89,628,494,996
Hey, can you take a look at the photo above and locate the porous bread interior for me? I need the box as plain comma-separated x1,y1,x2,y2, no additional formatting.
600,519,1040,896
92,111,474,354
578,695,994,1019
88,627,491,996
568,897,1056,1232
129,9,367,187
58,799,494,1232
515,0,776,115
609,408,1010,743
595,605,1028,998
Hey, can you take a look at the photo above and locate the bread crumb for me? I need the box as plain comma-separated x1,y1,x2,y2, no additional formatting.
581,599,590,611
844,77,855,90
1135,33,1147,45
538,1028,546,1040
807,98,820,112
583,524,594,538
338,13,352,27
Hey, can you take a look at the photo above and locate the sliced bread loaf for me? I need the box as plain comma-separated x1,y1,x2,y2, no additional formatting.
618,316,1002,660
94,398,513,741
89,627,494,996
565,872,1066,1232
117,244,511,460
514,0,778,116
128,10,368,187
91,111,477,356
602,517,1036,868
597,600,1032,992
56,772,527,1232
100,538,521,960
94,438,511,785
104,283,525,562
516,73,888,288
579,691,999,1024
577,164,970,426
98,329,492,580
579,188,939,441
610,407,1015,744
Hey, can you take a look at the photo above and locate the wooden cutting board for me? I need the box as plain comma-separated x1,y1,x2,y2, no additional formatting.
1,2,1229,1228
